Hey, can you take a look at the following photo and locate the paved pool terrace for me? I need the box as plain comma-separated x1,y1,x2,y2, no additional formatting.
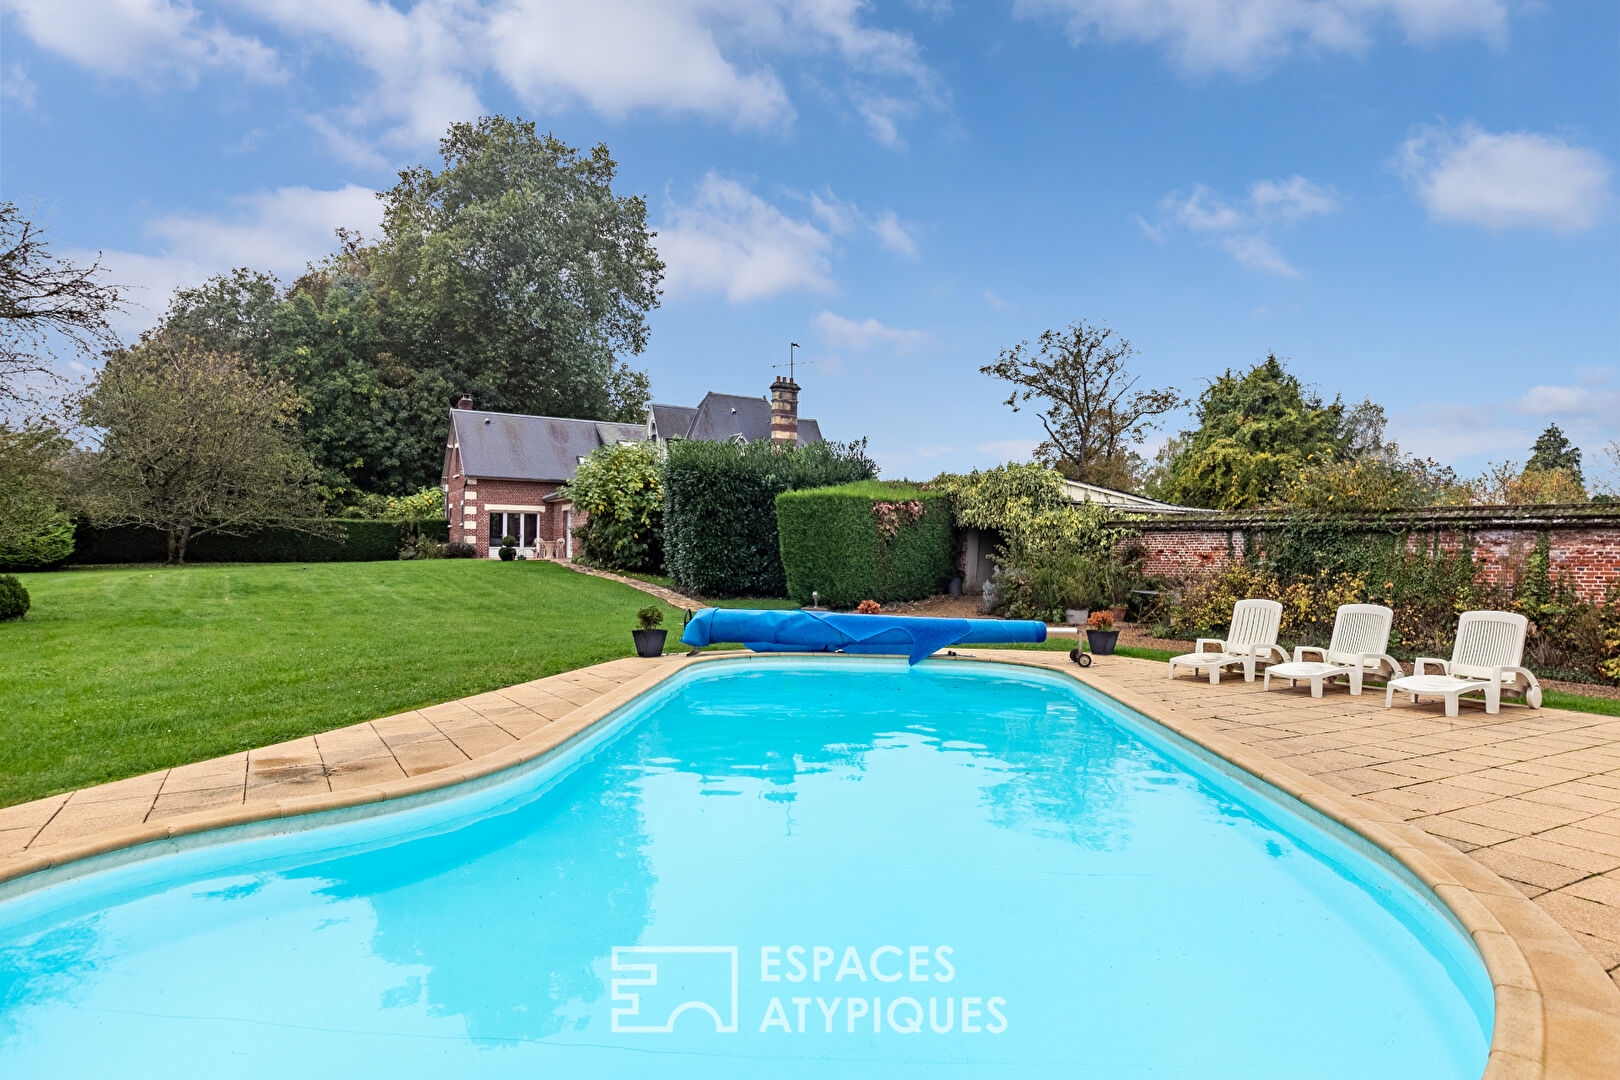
3,650,1619,1077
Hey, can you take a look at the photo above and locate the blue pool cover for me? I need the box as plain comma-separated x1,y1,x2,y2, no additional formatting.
680,608,1047,664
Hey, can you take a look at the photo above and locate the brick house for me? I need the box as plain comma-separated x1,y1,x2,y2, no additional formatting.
442,378,822,558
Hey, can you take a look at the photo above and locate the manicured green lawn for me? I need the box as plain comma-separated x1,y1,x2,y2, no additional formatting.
0,561,689,807
608,570,799,610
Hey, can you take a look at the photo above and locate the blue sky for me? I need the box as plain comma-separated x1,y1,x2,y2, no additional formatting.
3,1,1615,482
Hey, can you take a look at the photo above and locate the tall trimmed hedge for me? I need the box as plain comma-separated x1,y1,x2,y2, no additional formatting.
70,518,448,564
663,440,876,597
776,482,954,608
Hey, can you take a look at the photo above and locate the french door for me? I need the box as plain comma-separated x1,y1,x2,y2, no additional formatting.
487,511,539,557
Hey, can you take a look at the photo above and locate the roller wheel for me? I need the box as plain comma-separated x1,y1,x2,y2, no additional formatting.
1070,648,1091,667
1526,686,1543,709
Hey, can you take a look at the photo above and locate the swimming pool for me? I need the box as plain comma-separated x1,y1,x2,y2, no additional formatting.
0,657,1491,1077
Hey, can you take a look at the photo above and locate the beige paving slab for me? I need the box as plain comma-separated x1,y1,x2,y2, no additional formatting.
161,754,248,795
28,795,158,849
324,753,408,792
147,784,246,821
0,792,69,832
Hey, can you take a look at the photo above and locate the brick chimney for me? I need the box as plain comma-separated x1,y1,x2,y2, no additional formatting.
769,377,799,445
455,394,474,409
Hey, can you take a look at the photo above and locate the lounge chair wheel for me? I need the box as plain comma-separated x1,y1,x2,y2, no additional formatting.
1526,686,1542,709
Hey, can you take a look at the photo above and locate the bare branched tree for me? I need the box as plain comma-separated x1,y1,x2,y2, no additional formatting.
981,321,1185,490
0,201,123,406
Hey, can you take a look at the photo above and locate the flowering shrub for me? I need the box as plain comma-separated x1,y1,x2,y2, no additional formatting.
856,599,881,614
1086,609,1113,630
872,499,923,541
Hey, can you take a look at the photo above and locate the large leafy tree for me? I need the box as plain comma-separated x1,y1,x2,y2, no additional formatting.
981,320,1183,491
76,333,332,563
373,116,660,424
1526,423,1584,484
1164,353,1349,510
159,268,282,370
269,270,455,500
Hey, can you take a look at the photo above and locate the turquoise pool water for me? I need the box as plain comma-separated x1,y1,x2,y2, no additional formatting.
0,658,1491,1077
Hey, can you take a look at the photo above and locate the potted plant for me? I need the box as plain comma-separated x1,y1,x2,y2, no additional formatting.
1085,609,1119,656
498,534,518,561
632,605,667,657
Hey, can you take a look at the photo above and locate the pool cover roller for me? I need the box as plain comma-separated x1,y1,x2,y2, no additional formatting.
680,608,1047,665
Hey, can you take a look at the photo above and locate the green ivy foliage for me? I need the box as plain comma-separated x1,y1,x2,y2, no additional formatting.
776,482,954,608
662,439,876,597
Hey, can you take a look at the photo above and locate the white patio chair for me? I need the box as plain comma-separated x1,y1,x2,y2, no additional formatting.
1167,599,1287,685
1384,610,1542,717
1263,604,1399,697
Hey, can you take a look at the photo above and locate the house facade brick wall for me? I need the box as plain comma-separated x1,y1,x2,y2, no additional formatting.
1125,508,1620,603
444,445,584,556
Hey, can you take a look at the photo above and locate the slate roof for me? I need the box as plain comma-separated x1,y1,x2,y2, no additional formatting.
446,389,825,484
649,404,697,441
448,410,643,482
681,392,823,446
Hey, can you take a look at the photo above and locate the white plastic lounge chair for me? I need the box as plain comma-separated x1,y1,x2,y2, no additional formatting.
1167,599,1286,685
1263,604,1399,697
1384,610,1542,717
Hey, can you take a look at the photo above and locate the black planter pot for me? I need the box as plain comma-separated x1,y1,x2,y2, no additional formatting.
1085,628,1119,656
632,628,667,658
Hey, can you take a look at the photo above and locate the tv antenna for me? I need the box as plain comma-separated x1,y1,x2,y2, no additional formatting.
774,342,819,382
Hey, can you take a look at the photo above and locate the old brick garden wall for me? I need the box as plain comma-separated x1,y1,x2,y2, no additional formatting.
1127,506,1620,603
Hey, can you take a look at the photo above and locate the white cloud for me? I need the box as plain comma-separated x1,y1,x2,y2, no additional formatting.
857,93,919,150
1390,378,1620,467
1386,403,1529,461
1248,174,1339,221
235,0,485,155
808,189,861,236
486,0,791,130
871,442,953,472
657,176,924,302
6,0,282,86
1220,235,1298,277
813,312,931,352
1397,122,1613,232
976,438,1041,462
1515,383,1620,419
983,290,1009,310
81,185,383,335
200,0,936,160
1147,174,1336,276
2,64,38,109
1015,0,1509,74
869,209,920,259
657,174,837,302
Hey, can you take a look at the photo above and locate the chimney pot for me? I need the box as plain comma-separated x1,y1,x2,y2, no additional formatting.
769,376,800,446
455,395,474,410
